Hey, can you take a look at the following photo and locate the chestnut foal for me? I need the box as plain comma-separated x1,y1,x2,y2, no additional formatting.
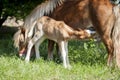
24,16,95,68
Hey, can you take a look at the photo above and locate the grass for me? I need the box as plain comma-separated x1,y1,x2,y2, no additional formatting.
0,34,120,80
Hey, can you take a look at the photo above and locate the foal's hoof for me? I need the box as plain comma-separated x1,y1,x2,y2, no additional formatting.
25,58,30,63
68,65,72,70
64,65,72,69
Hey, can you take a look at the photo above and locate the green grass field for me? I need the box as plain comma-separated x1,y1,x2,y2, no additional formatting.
0,34,120,80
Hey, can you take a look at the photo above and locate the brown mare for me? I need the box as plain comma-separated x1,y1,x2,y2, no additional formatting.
49,0,120,67
14,0,120,67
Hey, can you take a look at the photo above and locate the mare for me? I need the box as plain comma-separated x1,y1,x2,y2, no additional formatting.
14,0,120,67
48,0,120,67
24,16,95,68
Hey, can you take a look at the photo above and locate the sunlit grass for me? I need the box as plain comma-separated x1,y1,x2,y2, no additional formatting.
0,35,120,80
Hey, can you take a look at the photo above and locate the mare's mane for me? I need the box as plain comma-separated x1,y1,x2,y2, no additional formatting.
23,0,66,30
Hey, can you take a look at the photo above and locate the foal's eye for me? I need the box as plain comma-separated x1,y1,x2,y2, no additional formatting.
19,41,26,50
19,41,24,46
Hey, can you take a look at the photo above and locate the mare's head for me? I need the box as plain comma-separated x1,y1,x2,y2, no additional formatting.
13,27,27,58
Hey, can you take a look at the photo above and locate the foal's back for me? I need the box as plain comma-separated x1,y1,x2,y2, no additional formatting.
37,16,74,41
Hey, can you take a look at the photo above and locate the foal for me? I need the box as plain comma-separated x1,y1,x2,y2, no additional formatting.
25,16,95,68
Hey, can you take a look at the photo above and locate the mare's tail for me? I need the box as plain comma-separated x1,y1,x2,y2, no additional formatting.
112,5,120,67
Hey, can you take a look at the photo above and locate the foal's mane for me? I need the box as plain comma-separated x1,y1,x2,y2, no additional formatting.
13,30,21,49
24,0,66,29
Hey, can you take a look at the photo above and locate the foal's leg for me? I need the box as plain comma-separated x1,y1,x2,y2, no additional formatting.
57,44,63,61
64,41,71,68
25,39,35,62
58,41,67,68
35,37,45,59
48,40,62,60
25,31,44,62
48,40,55,60
35,41,40,59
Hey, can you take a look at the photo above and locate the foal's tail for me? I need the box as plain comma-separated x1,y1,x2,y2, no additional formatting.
73,30,92,39
112,5,120,67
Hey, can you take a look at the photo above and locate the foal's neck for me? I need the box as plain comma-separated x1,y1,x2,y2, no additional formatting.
69,30,91,40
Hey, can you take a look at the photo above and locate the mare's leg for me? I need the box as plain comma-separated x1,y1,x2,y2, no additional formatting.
35,37,45,59
102,35,113,66
89,1,114,66
58,41,67,68
48,40,55,60
94,24,114,66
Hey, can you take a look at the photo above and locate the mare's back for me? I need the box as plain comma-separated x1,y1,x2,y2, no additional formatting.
50,0,91,30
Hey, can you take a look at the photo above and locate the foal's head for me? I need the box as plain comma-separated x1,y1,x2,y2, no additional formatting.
13,27,27,58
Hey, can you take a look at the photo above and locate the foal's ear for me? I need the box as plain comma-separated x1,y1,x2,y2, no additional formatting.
19,26,25,34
